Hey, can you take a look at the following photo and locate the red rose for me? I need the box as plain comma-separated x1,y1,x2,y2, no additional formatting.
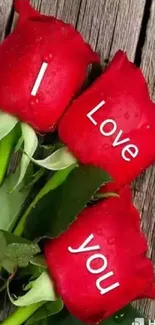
45,190,155,324
0,0,99,132
59,51,155,188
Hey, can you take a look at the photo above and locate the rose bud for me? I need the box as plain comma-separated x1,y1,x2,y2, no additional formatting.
0,0,99,132
45,190,155,324
59,50,155,188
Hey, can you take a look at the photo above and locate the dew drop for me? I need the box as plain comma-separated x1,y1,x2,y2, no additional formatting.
49,53,53,59
124,112,129,120
51,71,56,77
114,312,125,323
37,36,43,43
108,237,115,245
30,97,39,108
103,144,109,149
49,123,55,131
96,228,104,236
44,53,53,63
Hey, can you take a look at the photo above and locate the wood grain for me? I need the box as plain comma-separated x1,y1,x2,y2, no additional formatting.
77,0,146,64
32,0,146,63
133,0,155,319
0,0,154,320
0,0,13,41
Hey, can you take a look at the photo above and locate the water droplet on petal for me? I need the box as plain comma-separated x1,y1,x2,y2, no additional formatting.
51,71,56,77
30,97,39,108
124,112,129,120
37,36,43,43
49,123,55,131
44,53,53,63
108,237,115,245
96,228,104,236
103,144,109,149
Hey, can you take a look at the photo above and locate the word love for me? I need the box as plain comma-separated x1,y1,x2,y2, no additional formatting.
87,100,139,162
68,234,120,296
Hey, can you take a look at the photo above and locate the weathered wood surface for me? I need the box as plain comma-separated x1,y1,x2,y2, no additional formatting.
133,0,155,319
0,0,154,320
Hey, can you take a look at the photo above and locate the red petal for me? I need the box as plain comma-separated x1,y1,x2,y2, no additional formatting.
59,51,155,187
0,1,99,132
14,0,40,20
45,194,155,324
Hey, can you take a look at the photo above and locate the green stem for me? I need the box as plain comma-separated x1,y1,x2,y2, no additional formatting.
1,302,45,325
0,281,7,293
14,165,75,236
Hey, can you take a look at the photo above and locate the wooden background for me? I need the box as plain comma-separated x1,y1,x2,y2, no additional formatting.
0,0,155,320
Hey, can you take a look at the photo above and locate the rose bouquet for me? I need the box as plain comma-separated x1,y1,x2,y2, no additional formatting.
0,1,154,325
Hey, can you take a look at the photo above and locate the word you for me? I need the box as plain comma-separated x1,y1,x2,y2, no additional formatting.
87,100,139,162
68,234,120,296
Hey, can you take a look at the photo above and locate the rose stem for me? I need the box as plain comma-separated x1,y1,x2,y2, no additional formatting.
1,302,45,325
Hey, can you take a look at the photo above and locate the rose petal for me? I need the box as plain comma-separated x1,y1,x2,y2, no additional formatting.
45,189,155,324
59,51,155,187
0,0,99,132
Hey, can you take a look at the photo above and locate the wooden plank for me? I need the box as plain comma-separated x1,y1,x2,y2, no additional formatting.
77,0,146,64
32,0,154,319
0,0,13,41
72,1,155,317
133,0,155,319
31,0,82,25
0,0,154,320
31,0,42,11
31,0,146,63
140,1,155,101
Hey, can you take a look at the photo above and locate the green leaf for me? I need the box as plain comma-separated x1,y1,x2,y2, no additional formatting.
14,136,24,153
34,165,76,201
8,272,57,307
14,165,75,236
30,256,47,268
25,165,111,239
14,123,38,190
1,258,15,274
0,169,31,232
0,125,20,186
25,300,63,324
6,243,40,268
0,231,7,260
0,110,18,140
18,262,46,280
29,147,77,170
0,230,40,273
103,305,148,325
44,305,148,325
